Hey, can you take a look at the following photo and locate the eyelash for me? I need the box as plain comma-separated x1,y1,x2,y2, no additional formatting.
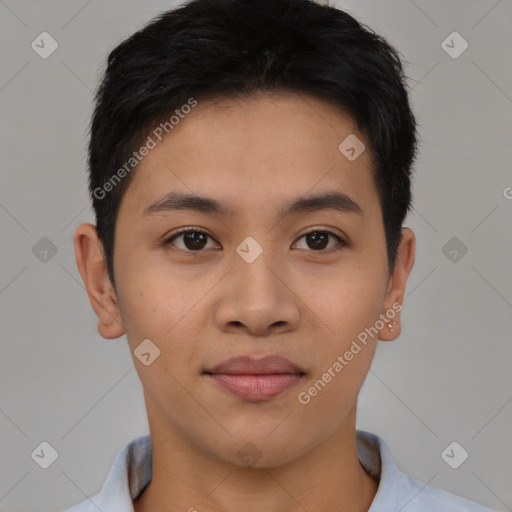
163,227,346,254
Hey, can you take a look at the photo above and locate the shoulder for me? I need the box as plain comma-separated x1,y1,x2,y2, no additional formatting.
396,472,499,511
356,430,498,512
62,493,102,512
61,435,152,512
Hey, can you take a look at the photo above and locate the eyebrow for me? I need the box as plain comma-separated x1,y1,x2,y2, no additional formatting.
143,190,364,219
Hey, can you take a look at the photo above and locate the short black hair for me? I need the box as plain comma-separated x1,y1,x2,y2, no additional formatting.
88,0,419,287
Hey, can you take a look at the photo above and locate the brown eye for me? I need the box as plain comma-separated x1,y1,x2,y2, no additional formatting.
294,230,345,252
306,232,329,250
164,228,345,254
165,229,218,251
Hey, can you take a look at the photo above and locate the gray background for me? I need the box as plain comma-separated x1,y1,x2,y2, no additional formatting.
1,0,511,511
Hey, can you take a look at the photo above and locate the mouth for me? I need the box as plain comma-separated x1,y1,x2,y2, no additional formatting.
203,355,306,402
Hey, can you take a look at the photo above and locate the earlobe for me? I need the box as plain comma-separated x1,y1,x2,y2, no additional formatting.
378,317,401,342
378,227,415,342
74,223,125,340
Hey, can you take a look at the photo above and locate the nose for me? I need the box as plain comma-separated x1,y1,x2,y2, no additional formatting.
213,251,301,337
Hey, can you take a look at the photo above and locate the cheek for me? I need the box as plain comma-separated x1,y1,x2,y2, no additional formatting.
296,273,381,408
116,243,185,317
295,263,385,404
116,271,204,408
304,262,386,337
114,255,199,351
296,343,376,439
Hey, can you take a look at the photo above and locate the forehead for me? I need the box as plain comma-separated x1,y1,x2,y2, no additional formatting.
119,92,380,221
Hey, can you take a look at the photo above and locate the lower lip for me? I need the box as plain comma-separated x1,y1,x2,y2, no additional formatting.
206,373,304,401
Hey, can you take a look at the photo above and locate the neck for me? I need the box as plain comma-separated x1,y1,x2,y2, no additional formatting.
134,407,379,512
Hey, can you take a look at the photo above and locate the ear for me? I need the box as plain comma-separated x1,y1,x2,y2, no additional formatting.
73,223,125,340
378,227,415,341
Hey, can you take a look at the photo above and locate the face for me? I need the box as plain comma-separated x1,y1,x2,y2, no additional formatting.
82,92,414,467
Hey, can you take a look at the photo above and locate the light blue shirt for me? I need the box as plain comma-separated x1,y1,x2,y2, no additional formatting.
64,430,498,511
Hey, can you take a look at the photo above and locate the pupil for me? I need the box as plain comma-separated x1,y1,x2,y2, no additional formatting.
181,232,329,251
308,232,328,250
185,232,207,250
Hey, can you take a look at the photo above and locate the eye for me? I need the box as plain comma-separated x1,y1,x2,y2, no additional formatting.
293,230,346,252
164,228,219,252
163,228,346,253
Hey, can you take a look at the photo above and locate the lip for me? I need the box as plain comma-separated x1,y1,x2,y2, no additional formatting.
204,355,306,401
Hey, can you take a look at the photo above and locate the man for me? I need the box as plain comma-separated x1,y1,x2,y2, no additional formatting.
68,0,497,510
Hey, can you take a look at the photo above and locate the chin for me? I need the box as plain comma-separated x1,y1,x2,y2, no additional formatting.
206,430,316,469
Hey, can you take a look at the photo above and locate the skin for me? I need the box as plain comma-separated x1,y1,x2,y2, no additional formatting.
74,92,415,512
